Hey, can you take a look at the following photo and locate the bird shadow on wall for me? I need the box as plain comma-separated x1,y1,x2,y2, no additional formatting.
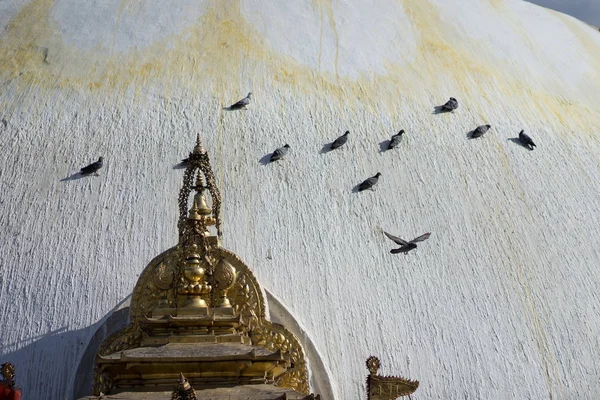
259,154,273,166
507,137,531,150
0,299,130,400
432,106,448,115
222,105,246,112
378,140,391,153
60,172,88,182
320,143,332,154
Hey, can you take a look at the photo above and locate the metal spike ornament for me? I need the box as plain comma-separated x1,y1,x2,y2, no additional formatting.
366,356,419,399
171,373,198,400
178,135,222,250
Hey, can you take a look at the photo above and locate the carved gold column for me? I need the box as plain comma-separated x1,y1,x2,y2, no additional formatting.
176,252,212,314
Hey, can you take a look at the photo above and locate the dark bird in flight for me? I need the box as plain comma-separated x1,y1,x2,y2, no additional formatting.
471,124,491,138
329,131,349,151
440,97,458,112
387,130,404,150
269,144,290,162
518,130,536,150
228,92,252,110
384,231,431,254
80,157,103,176
358,173,381,191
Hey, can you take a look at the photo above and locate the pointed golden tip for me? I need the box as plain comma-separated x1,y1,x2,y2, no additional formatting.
193,134,206,155
178,372,191,390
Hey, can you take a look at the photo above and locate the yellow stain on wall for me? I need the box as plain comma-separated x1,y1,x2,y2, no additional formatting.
0,0,55,78
310,0,340,77
0,0,598,137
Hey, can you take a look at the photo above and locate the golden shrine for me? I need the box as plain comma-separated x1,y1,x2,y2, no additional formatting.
75,137,418,400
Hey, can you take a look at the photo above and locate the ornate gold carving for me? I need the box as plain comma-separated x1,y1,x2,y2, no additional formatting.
153,262,176,290
366,356,419,400
212,258,237,307
211,249,266,317
128,247,266,323
251,317,309,395
97,326,143,356
93,368,115,396
94,137,310,397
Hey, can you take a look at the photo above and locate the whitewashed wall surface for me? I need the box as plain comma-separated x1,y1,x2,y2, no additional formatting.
1,0,600,399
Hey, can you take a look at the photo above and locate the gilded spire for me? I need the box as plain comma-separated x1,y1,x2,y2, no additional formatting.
178,134,222,246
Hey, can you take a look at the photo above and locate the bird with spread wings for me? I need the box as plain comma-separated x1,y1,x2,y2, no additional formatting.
384,231,431,254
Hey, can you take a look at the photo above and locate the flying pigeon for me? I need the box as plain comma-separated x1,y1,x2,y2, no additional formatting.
440,97,458,112
471,124,491,138
387,130,404,150
269,144,290,162
518,130,536,150
384,231,431,254
228,92,252,110
80,157,103,176
329,131,349,151
358,173,381,191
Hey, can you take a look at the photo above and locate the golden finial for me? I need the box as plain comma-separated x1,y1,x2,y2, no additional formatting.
193,134,206,155
366,356,381,375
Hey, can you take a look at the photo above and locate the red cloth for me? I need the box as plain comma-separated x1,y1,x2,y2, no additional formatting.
0,383,21,400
